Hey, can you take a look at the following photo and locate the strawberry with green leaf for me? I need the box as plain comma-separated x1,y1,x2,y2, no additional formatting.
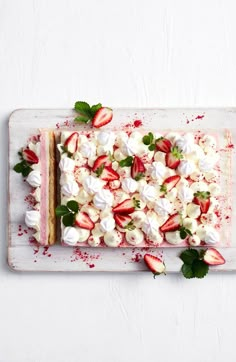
193,191,211,213
74,101,113,128
165,146,183,169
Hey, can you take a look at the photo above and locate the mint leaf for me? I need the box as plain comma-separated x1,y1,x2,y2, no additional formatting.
180,229,187,239
143,135,151,145
74,116,90,123
91,103,102,116
62,213,75,227
55,205,70,217
148,144,155,151
13,161,24,173
74,101,92,118
148,132,154,143
181,264,194,279
22,166,32,177
179,249,199,265
134,172,144,181
192,260,209,279
67,200,79,213
119,156,133,167
95,164,105,177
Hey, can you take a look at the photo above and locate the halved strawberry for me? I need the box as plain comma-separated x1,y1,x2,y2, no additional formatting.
156,137,172,153
100,166,119,181
193,191,211,213
144,254,166,276
114,214,135,230
131,156,146,180
113,198,140,214
64,132,78,154
75,212,94,230
92,107,113,128
160,175,181,193
160,213,181,232
203,248,225,266
165,147,183,169
22,149,39,164
92,155,111,172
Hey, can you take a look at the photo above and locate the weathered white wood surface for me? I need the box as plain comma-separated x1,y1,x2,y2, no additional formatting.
8,108,236,271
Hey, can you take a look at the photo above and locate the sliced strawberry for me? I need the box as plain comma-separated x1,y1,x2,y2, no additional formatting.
114,214,135,230
92,107,113,128
100,166,119,181
64,132,78,154
131,156,146,180
22,149,39,164
156,137,172,153
160,175,181,193
193,191,211,213
75,212,94,230
113,198,140,214
92,155,111,172
203,248,225,266
165,146,183,169
160,213,181,232
144,254,166,276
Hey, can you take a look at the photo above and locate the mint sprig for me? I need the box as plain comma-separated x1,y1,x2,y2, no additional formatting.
179,226,192,240
142,132,156,151
55,200,79,227
179,248,209,279
13,151,33,177
119,156,133,167
74,101,102,123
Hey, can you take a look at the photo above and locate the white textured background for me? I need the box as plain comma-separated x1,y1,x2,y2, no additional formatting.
1,0,236,361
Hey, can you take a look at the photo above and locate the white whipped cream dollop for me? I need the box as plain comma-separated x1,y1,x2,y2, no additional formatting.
97,131,116,146
26,171,41,187
63,227,79,246
87,235,101,247
74,167,90,184
76,228,90,243
93,189,114,210
140,185,157,202
31,187,40,202
80,205,100,222
60,173,74,186
59,157,75,173
178,186,194,203
131,211,146,228
208,183,220,196
199,135,216,152
190,181,209,193
83,176,103,195
25,210,40,230
80,142,96,158
104,230,122,247
150,162,166,180
188,235,201,246
62,181,79,197
186,203,201,219
100,216,115,233
125,229,144,246
204,227,220,245
121,137,139,156
199,156,217,172
154,198,172,216
142,216,159,236
176,133,195,154
121,178,138,194
165,231,183,245
178,160,196,176
183,217,198,233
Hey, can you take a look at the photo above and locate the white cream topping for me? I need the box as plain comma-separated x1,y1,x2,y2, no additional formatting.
178,186,194,203
199,156,217,172
186,203,201,219
154,198,172,216
200,212,218,226
140,185,157,202
63,227,79,246
121,178,138,193
104,230,122,247
109,180,121,190
150,161,166,180
204,170,218,182
142,216,159,236
83,176,103,195
76,189,92,204
80,205,100,222
199,135,216,152
166,187,177,202
204,227,220,245
62,181,79,197
87,235,101,247
196,225,207,240
80,142,96,158
92,223,105,238
121,137,139,156
165,231,183,245
100,216,115,232
31,187,40,202
93,189,114,210
60,173,74,186
178,160,196,176
113,149,126,161
188,235,201,246
97,131,116,146
59,157,75,172
74,167,90,184
176,134,195,154
132,211,146,228
183,217,198,233
25,210,40,230
190,171,204,182
125,229,144,245
154,151,166,164
190,181,209,193
26,170,41,187
76,227,90,243
208,183,220,196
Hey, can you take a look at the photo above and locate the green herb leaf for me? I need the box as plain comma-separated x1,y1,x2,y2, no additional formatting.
192,260,209,279
142,135,151,145
125,221,136,231
119,156,133,167
148,144,155,151
55,205,70,217
90,103,102,116
95,164,105,177
148,132,154,143
67,200,79,213
179,249,199,265
134,173,145,181
160,184,167,194
181,264,194,279
13,161,24,173
22,166,32,177
74,116,90,123
180,229,187,239
74,101,92,118
62,213,75,227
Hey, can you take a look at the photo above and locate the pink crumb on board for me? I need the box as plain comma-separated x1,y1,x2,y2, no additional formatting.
70,247,100,268
133,120,143,128
184,113,205,124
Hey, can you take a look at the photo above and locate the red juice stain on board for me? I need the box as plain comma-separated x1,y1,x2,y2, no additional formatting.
133,120,143,128
195,114,205,120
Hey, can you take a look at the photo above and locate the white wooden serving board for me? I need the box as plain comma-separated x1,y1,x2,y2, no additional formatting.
8,108,236,272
